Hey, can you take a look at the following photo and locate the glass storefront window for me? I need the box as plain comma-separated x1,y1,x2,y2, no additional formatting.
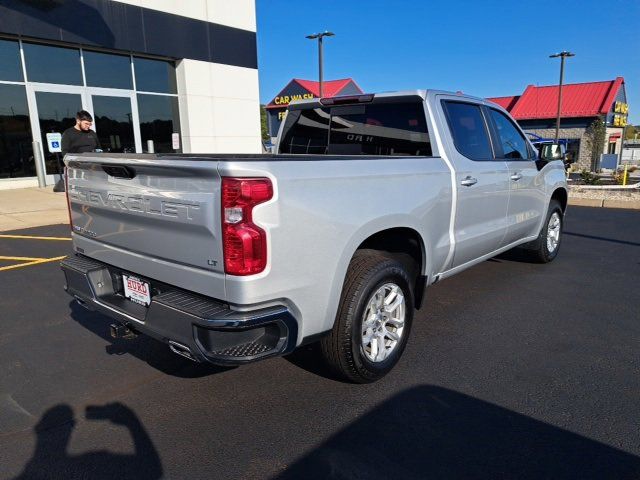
23,43,82,85
0,39,23,82
137,94,181,153
92,96,136,153
134,57,177,94
0,84,34,178
84,50,133,90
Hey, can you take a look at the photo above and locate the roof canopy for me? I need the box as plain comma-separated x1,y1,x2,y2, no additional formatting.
487,77,625,120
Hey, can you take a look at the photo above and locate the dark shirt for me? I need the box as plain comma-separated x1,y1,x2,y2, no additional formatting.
61,127,101,154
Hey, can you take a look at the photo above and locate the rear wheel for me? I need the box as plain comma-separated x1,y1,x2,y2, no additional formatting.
320,251,414,383
521,200,563,263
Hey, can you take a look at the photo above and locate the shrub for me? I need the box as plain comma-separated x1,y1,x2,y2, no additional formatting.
612,170,626,185
579,170,601,185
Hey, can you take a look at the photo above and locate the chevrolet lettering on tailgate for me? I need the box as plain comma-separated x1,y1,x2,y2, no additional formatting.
69,186,202,221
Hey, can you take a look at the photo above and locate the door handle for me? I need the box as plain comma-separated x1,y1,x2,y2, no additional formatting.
460,176,478,187
510,172,523,181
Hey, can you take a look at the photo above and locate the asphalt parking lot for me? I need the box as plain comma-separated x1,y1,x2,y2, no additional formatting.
1,206,639,479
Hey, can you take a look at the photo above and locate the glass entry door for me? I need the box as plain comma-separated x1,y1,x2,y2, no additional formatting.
89,94,139,153
33,91,83,176
27,84,142,183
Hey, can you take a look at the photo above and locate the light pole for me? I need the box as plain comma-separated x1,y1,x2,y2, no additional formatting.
549,51,575,142
306,31,335,98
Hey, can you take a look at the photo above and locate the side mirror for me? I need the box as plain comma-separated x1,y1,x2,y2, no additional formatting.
539,143,565,162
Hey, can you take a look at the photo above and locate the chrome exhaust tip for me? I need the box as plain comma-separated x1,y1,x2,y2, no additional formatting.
168,340,197,362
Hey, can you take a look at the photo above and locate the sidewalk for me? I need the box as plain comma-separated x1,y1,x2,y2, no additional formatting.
0,187,69,232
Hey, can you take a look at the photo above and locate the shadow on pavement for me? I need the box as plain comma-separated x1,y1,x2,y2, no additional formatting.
273,385,640,480
284,342,342,382
14,402,161,480
488,247,541,264
68,301,231,378
563,231,640,247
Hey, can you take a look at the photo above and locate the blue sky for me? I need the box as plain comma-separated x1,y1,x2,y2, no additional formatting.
256,0,639,123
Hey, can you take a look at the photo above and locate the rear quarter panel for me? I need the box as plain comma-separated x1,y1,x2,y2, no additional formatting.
218,156,452,341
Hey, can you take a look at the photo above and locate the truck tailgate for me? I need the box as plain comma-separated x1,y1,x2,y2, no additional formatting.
66,154,225,298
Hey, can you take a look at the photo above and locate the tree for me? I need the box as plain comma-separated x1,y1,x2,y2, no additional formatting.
583,117,606,171
260,105,269,142
624,124,639,140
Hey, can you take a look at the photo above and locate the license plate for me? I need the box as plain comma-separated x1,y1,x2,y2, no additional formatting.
123,275,151,306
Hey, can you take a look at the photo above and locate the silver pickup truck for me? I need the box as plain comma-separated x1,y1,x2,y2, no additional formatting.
61,90,568,383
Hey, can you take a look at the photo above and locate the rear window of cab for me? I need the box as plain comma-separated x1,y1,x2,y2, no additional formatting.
279,101,432,156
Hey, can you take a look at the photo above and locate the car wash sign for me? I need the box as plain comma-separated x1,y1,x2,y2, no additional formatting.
273,93,315,107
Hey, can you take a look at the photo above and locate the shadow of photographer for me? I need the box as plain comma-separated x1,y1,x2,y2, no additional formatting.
14,402,162,480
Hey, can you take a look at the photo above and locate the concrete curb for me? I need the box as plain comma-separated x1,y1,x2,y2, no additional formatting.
568,197,640,210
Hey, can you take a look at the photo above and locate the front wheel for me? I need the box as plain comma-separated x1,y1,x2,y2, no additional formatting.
320,251,414,383
521,200,563,263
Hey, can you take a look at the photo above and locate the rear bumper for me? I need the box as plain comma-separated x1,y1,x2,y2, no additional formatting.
60,255,298,365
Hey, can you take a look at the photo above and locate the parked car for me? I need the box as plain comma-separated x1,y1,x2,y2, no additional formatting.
61,90,568,383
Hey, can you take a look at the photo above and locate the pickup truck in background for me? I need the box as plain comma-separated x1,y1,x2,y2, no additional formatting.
61,90,568,383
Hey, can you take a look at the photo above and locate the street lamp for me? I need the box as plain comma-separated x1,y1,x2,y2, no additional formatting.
306,31,335,98
549,51,575,142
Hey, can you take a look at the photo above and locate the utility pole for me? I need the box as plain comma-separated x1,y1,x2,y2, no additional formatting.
549,51,575,142
306,31,335,97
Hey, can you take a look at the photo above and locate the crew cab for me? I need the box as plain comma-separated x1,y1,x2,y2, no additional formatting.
61,90,568,382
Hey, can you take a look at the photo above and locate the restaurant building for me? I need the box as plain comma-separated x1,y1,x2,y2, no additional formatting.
0,0,260,189
488,77,628,170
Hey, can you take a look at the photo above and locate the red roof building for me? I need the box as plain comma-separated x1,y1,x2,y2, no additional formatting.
487,77,627,123
487,95,520,112
487,77,629,170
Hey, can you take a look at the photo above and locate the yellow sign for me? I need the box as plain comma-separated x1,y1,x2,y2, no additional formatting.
274,93,315,106
613,114,627,127
614,101,629,114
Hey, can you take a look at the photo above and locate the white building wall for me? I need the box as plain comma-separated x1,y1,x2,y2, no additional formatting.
114,0,256,30
604,127,624,155
116,0,261,153
176,59,261,154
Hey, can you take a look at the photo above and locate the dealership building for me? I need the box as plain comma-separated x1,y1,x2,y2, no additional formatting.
0,0,260,189
488,77,628,170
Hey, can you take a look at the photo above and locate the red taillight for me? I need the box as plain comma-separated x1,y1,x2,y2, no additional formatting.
64,167,73,230
221,177,273,276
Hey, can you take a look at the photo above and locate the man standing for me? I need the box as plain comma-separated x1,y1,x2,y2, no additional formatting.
56,110,101,192
61,110,101,155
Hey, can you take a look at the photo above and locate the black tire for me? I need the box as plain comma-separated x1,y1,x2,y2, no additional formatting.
320,250,414,383
521,200,563,263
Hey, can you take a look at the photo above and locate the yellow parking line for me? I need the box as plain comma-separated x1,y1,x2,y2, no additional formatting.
0,256,50,262
0,256,67,272
0,234,71,241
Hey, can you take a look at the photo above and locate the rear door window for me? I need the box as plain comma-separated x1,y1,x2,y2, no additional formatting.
279,100,431,156
442,101,493,161
328,102,431,156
